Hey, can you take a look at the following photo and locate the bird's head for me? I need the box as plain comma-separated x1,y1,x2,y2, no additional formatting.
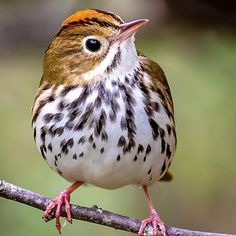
42,9,148,87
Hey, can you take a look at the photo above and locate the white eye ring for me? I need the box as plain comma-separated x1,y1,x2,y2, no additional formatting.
82,36,109,55
82,36,102,54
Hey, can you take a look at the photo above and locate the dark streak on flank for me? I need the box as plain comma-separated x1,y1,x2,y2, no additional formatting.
89,134,94,143
117,154,121,161
43,113,54,123
163,102,173,119
68,109,81,122
95,109,107,137
109,111,116,122
140,73,153,115
58,100,66,111
54,155,58,166
74,120,86,131
111,80,117,86
73,154,77,160
104,89,112,105
145,104,153,117
120,117,127,130
40,126,47,143
109,98,120,122
74,103,93,132
161,139,166,154
97,82,105,101
48,143,52,152
48,95,55,103
65,121,74,130
133,155,138,162
60,139,70,155
137,144,144,154
148,118,159,140
153,87,173,118
166,124,172,136
166,143,172,159
92,143,96,149
100,147,104,154
96,82,112,105
40,145,47,160
79,152,84,158
123,139,136,154
101,131,108,141
118,135,126,147
78,136,86,145
48,125,55,137
112,98,120,112
33,128,37,141
94,96,102,108
67,138,74,148
151,102,160,112
54,113,64,122
161,160,166,175
54,127,64,137
125,76,130,85
148,167,152,175
138,71,160,138
60,139,66,147
118,81,137,154
143,155,147,162
159,127,165,138
146,144,151,156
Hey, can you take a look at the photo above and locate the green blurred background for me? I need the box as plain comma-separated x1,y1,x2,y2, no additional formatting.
0,0,236,235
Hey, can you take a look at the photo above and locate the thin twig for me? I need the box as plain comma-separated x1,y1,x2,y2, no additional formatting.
0,180,235,236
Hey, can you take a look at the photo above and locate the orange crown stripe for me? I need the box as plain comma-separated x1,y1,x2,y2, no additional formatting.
62,9,114,27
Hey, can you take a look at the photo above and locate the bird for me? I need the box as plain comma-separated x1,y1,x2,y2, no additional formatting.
32,9,176,236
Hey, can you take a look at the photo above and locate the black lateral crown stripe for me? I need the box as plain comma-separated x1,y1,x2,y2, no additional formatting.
88,17,118,28
92,9,124,23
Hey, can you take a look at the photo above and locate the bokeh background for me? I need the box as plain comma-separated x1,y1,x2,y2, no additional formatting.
0,0,236,235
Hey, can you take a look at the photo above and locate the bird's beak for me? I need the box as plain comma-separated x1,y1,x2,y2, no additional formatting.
111,19,149,45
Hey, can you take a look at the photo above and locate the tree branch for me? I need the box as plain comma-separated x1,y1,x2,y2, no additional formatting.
0,180,235,236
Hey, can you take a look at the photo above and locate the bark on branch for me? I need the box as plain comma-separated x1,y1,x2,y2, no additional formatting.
0,180,235,236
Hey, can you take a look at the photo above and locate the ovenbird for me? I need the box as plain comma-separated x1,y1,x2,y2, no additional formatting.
32,9,176,236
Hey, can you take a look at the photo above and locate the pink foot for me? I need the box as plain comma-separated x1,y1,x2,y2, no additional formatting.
138,209,166,236
43,190,72,234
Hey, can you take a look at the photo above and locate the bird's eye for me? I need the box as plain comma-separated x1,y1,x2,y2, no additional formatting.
85,38,101,52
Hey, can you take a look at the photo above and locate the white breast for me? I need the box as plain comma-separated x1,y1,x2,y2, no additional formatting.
32,71,176,189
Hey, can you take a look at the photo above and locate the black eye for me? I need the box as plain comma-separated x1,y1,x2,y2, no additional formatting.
85,38,101,52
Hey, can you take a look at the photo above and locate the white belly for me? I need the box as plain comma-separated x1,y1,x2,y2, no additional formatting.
33,80,176,189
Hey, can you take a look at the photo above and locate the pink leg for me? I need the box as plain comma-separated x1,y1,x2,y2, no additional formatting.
138,186,167,236
43,181,83,234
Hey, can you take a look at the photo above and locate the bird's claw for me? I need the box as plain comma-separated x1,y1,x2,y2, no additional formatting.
43,190,72,234
138,210,166,236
